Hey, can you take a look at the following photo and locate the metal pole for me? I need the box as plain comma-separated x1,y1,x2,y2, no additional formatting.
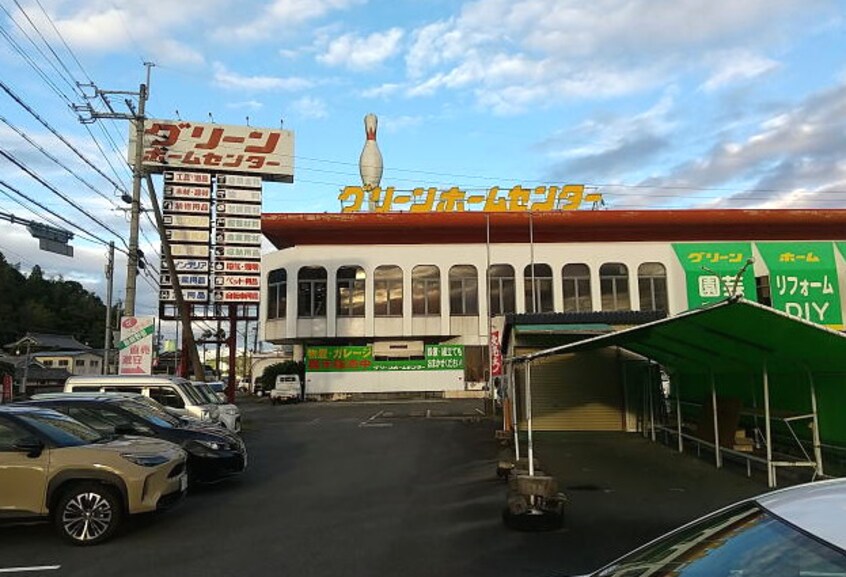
711,371,722,468
242,318,249,384
124,81,147,316
103,241,114,374
763,362,774,488
227,305,237,403
19,340,31,396
485,213,494,412
528,211,537,313
806,368,824,476
525,361,535,477
648,362,656,442
250,322,259,385
144,173,204,381
215,317,222,379
510,361,520,462
675,375,683,453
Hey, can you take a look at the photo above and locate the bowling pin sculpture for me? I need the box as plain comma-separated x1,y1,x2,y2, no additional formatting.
359,113,383,211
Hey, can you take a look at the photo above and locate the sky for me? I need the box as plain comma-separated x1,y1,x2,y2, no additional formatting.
1,0,846,319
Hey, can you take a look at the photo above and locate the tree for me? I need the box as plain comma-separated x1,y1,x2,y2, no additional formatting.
260,361,305,391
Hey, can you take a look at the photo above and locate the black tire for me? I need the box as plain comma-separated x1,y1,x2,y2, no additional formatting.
53,482,123,546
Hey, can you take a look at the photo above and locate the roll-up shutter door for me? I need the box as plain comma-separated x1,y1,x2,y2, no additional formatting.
517,348,625,431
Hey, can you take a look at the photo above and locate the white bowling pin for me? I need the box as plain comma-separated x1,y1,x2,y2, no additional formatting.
359,113,383,194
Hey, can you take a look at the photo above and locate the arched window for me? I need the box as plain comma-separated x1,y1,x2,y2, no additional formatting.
374,266,403,317
524,264,554,313
297,266,327,318
489,264,516,315
337,266,365,317
562,264,592,312
267,268,286,319
449,265,478,316
639,263,668,312
600,263,630,311
412,265,441,316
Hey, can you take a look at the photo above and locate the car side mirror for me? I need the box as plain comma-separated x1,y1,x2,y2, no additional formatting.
13,437,44,458
216,392,227,402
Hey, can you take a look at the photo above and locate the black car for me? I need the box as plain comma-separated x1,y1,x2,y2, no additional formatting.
21,394,247,484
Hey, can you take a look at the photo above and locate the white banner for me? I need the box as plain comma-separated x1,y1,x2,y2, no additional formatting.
118,316,155,375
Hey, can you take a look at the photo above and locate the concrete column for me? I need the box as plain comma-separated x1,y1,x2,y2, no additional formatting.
326,267,337,337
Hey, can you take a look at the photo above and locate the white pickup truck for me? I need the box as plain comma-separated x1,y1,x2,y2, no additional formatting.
270,375,302,404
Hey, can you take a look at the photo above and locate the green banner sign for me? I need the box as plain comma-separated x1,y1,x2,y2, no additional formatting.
673,243,757,308
757,242,841,327
306,344,464,372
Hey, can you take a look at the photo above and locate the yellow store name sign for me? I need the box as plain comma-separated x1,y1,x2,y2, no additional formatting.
338,184,601,213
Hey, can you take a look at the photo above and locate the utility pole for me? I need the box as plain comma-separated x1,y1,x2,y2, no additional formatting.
103,241,115,374
74,62,154,316
242,319,249,382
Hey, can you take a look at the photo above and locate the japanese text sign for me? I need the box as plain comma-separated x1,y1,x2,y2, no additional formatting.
118,316,155,375
673,243,757,308
757,242,842,327
129,120,294,182
306,345,465,372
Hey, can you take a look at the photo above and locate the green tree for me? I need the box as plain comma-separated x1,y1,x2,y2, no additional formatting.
260,361,305,391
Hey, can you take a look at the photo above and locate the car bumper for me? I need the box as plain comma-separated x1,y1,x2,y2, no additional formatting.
188,450,247,483
133,458,189,513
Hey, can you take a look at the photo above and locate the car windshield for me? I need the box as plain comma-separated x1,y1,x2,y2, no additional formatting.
118,400,181,428
177,381,208,405
193,384,221,405
593,503,846,577
18,411,105,447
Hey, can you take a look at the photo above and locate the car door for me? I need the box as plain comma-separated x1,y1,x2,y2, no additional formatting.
0,417,49,516
146,386,188,416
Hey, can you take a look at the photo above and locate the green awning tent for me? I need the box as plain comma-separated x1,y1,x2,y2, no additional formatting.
509,297,846,487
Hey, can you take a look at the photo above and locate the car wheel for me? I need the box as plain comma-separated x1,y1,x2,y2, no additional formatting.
54,483,123,545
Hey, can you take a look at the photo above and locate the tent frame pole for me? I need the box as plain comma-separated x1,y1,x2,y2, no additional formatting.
710,371,722,468
648,361,656,442
510,361,520,463
763,362,775,488
805,366,824,477
675,374,683,453
526,361,535,477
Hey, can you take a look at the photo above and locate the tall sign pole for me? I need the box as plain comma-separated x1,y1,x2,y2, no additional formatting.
103,241,114,374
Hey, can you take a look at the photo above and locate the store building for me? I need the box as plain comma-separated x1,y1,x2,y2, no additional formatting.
260,209,846,402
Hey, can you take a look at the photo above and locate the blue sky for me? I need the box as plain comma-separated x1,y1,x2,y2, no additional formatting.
1,0,846,314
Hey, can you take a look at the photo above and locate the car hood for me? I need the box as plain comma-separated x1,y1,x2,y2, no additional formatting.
84,435,184,457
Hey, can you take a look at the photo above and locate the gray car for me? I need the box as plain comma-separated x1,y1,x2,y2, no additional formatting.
579,478,846,577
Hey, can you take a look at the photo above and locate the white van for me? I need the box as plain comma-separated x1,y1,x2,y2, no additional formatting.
270,375,301,404
64,375,220,423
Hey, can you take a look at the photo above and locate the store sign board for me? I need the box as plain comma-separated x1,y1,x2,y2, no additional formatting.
164,171,212,185
159,289,209,302
215,217,261,231
165,229,210,243
162,200,211,214
117,316,155,375
217,202,261,216
213,260,261,273
215,231,262,245
129,120,294,182
339,184,600,213
306,345,464,372
214,245,261,260
213,289,261,302
490,330,502,377
171,244,210,258
214,275,261,288
164,185,212,200
163,259,209,272
673,243,757,308
216,188,262,203
160,274,209,288
163,214,210,229
218,174,262,189
757,242,841,327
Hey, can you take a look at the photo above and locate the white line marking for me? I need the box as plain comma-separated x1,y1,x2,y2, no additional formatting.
358,410,385,427
425,409,431,419
474,408,485,415
0,566,61,574
359,422,394,428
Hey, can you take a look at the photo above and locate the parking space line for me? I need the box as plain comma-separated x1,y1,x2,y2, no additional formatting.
359,410,388,428
0,566,61,574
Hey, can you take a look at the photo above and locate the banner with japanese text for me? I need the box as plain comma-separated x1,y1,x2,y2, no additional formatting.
672,243,757,308
757,242,842,327
118,316,155,375
306,344,464,372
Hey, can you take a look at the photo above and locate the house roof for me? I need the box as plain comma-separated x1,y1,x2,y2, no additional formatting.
30,350,102,358
261,209,846,248
4,332,91,352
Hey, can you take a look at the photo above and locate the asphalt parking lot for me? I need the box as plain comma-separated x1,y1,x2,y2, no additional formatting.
1,398,767,577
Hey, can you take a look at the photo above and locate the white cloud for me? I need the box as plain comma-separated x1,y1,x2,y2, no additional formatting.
318,28,404,70
290,96,328,119
212,63,312,91
360,83,404,98
702,51,780,92
222,0,364,42
226,100,264,110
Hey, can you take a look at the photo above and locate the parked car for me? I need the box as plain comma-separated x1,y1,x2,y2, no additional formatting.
25,394,247,484
0,405,187,545
270,374,301,404
578,478,846,576
64,375,220,424
190,382,242,433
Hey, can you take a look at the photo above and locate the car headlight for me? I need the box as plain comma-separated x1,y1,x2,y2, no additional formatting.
122,453,170,467
194,439,227,451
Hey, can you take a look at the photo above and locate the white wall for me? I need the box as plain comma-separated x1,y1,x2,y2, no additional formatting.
305,369,465,394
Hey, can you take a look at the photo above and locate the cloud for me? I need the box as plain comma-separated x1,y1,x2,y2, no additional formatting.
221,0,364,42
318,28,404,70
289,96,328,119
360,83,404,98
702,51,780,92
402,0,834,111
212,63,312,91
226,100,265,110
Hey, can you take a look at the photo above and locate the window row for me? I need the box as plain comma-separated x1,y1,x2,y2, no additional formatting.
266,262,668,319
